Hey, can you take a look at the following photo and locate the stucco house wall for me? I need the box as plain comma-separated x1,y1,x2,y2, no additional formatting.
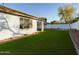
6,13,20,34
0,13,20,40
0,6,45,40
0,12,38,40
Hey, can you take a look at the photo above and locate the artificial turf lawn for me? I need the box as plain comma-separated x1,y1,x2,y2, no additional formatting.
0,29,77,55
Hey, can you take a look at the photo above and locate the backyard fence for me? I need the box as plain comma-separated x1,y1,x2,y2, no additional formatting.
45,21,79,30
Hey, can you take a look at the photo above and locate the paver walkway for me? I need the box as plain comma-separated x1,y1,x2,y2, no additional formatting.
69,30,79,54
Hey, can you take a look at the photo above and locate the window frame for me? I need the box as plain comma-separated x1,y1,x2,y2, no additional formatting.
20,17,32,29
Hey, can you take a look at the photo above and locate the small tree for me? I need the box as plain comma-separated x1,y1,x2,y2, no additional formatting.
58,5,75,30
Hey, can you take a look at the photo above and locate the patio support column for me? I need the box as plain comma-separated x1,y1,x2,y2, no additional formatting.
41,21,44,31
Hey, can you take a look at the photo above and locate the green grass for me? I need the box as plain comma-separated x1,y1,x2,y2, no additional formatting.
0,29,77,55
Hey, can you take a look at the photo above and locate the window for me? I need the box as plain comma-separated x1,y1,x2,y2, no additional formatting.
20,17,32,29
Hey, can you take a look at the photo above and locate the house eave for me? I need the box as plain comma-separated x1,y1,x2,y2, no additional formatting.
0,5,47,21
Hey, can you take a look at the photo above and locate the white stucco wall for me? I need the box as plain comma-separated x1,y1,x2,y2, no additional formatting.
20,19,37,34
0,12,39,40
0,13,20,40
6,14,20,33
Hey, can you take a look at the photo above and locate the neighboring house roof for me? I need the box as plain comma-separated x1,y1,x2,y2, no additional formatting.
0,5,37,20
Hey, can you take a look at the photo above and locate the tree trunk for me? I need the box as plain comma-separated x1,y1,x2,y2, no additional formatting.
69,23,71,30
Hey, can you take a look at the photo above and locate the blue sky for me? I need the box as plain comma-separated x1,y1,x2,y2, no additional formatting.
0,3,79,22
